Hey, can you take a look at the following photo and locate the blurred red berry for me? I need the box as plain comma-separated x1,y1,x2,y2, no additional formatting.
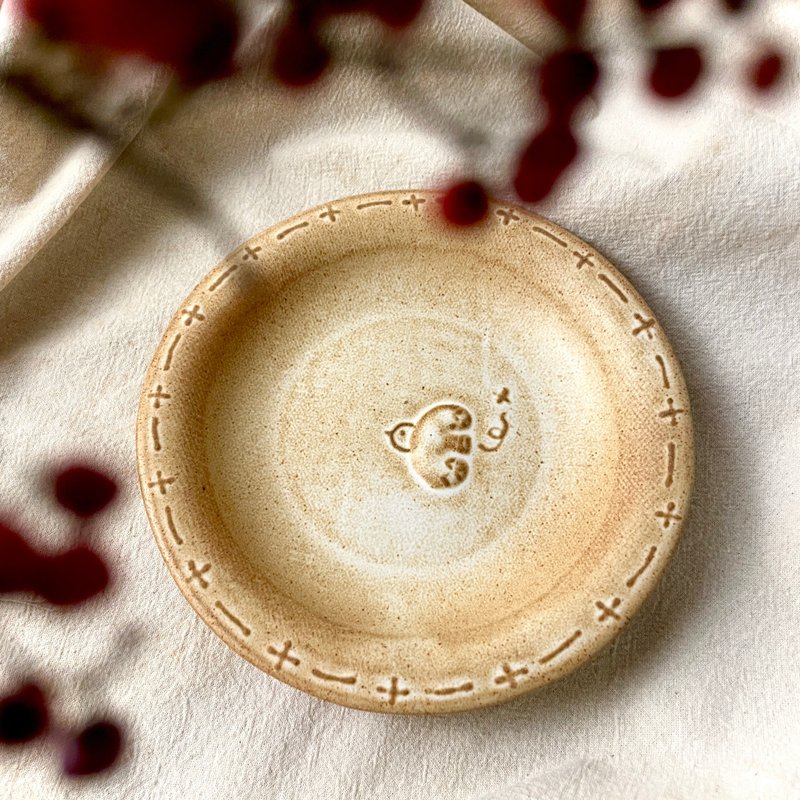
22,0,239,84
0,684,48,744
751,51,783,91
54,465,117,518
0,523,40,593
64,721,122,776
366,0,425,27
634,0,675,12
515,167,557,204
36,546,109,606
539,48,599,120
441,180,489,226
271,19,330,86
180,5,239,85
649,46,703,99
514,123,578,203
537,0,587,33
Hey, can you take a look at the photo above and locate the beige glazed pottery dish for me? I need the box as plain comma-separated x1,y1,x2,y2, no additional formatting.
136,190,693,714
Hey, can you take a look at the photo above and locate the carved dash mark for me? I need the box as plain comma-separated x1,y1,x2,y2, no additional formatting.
539,630,582,664
377,676,409,706
187,560,210,589
151,417,161,452
655,355,671,389
626,546,657,588
312,668,357,685
494,663,529,689
665,442,676,488
209,265,238,291
163,334,181,371
496,208,519,225
267,641,300,670
276,221,309,241
655,502,682,529
356,200,393,210
425,682,474,696
532,226,567,248
147,471,175,495
215,601,251,636
595,597,621,622
164,505,183,545
402,194,425,211
597,274,629,303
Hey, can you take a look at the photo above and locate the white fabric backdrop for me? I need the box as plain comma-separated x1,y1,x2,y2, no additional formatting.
1,1,799,798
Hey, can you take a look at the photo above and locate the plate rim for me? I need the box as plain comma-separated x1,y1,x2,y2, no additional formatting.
135,188,695,714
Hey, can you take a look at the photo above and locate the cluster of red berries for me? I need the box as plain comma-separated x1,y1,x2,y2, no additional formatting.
17,0,786,223
1,467,114,603
0,465,123,777
20,0,426,87
21,0,240,85
272,0,426,86
441,0,784,225
441,1,598,226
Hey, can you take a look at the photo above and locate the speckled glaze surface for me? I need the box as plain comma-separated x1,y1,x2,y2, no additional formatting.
136,190,693,714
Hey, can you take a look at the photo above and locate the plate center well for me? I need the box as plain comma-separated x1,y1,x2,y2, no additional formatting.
203,245,618,636
276,316,539,566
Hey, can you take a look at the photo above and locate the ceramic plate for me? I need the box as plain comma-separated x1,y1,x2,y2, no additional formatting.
136,190,693,713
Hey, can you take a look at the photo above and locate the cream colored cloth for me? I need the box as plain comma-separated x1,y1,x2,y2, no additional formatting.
1,1,800,798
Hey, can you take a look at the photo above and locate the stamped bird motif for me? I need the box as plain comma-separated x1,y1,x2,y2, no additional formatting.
386,403,475,493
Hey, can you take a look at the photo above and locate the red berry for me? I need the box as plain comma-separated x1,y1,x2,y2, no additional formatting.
0,684,48,744
538,0,587,33
23,0,74,39
649,46,703,99
721,0,749,12
514,123,578,203
179,4,240,85
64,721,122,776
539,48,599,120
271,20,330,86
36,546,109,605
0,523,40,593
441,180,489,226
751,51,783,91
366,0,425,28
54,465,117,518
22,0,239,84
